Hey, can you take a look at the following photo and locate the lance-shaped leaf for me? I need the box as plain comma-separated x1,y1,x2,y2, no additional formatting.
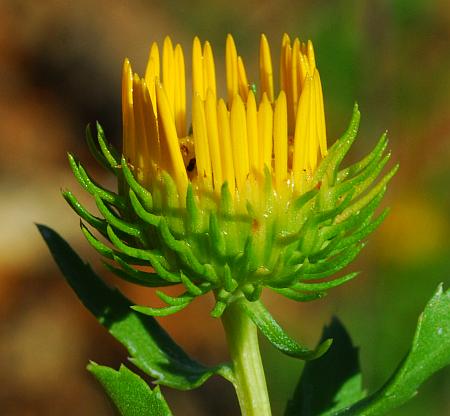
335,283,450,416
88,363,172,416
38,224,232,390
285,317,366,416
240,298,332,360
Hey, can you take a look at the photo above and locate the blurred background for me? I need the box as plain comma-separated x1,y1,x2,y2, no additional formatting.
0,0,449,414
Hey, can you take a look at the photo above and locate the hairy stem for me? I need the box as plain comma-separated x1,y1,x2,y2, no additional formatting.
221,299,272,416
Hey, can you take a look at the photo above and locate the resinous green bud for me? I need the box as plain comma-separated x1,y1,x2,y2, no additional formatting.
65,35,397,317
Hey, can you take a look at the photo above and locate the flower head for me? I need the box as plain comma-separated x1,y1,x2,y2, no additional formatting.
122,34,327,200
66,34,397,317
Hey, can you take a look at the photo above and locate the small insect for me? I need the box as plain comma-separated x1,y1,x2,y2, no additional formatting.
187,158,196,172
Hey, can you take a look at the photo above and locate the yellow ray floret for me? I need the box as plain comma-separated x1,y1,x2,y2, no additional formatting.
144,42,160,113
174,44,186,137
162,37,175,114
203,41,217,98
217,99,235,193
122,33,328,200
205,89,223,190
155,81,188,191
258,93,273,172
122,59,135,161
230,94,250,192
192,92,212,188
246,91,259,175
226,34,239,105
237,56,249,102
259,34,274,102
192,37,204,99
274,91,288,190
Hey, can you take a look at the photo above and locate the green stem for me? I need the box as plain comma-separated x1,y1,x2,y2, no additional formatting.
221,299,272,416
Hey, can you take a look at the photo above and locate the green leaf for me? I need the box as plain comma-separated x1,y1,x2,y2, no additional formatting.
285,317,366,416
241,299,332,360
88,363,172,416
336,283,450,415
37,224,232,390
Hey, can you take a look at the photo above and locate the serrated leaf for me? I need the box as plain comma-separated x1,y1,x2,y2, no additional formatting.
88,363,172,416
241,299,332,360
38,224,232,390
285,317,365,416
336,284,450,416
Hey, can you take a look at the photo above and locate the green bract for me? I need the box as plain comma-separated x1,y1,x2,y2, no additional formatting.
65,104,397,318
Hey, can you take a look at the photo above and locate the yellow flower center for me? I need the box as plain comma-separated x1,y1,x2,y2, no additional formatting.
122,34,327,199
